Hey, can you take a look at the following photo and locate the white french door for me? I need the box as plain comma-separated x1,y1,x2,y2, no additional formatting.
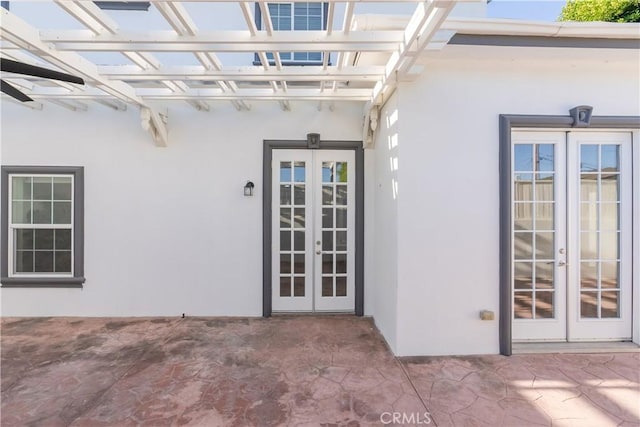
272,149,355,312
512,131,633,342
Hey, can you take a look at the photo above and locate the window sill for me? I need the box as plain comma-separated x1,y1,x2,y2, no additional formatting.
1,277,85,288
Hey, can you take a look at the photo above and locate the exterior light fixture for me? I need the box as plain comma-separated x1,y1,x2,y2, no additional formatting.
570,105,593,127
307,133,320,149
244,181,255,197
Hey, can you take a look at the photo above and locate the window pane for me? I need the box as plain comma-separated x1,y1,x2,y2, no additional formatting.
294,162,305,182
336,231,347,251
280,208,291,228
336,277,347,297
293,208,305,228
322,162,334,182
16,229,33,250
280,162,291,182
280,185,291,205
336,253,347,274
514,203,532,230
580,174,598,201
536,145,554,172
535,174,553,201
35,229,54,250
600,232,619,260
12,177,31,200
336,208,347,228
580,232,597,260
55,229,72,250
34,251,54,272
293,254,305,274
514,262,532,289
535,262,553,289
322,208,333,228
294,277,304,296
514,144,532,171
322,186,333,205
514,232,533,260
336,185,347,205
293,231,305,251
280,231,291,251
33,201,52,224
322,277,333,297
280,254,291,274
293,185,305,205
535,203,554,230
280,277,291,297
601,261,619,289
33,177,52,200
601,291,619,318
12,201,31,224
580,145,599,172
53,201,71,224
15,251,34,273
322,231,333,251
535,232,554,259
322,254,333,274
601,145,619,171
514,292,533,319
53,177,72,200
535,291,554,319
601,174,619,202
580,262,598,289
514,174,533,202
55,251,72,273
580,203,598,231
580,292,598,318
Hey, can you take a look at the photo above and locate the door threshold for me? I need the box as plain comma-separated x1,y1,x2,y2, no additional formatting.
272,311,355,316
513,341,639,354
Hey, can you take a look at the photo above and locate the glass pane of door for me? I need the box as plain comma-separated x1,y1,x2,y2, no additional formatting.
511,132,567,342
579,144,621,318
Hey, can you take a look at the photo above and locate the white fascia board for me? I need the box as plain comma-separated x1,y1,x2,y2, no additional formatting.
442,18,640,39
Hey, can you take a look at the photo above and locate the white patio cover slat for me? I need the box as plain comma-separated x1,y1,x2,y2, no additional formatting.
0,0,465,146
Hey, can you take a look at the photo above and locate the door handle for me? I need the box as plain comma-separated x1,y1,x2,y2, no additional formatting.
316,250,321,255
558,261,567,267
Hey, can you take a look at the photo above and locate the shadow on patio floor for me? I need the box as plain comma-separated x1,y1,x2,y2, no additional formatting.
1,317,639,426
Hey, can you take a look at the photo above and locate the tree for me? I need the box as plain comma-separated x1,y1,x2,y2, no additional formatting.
559,0,640,23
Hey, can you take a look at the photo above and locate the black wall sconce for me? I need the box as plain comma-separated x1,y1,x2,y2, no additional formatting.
244,181,255,197
570,105,593,127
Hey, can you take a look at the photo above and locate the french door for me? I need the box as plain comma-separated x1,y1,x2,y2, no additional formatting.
272,149,355,312
512,131,633,341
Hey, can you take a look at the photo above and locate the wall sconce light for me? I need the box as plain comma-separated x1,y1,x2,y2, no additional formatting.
307,133,320,149
244,181,255,197
570,105,593,127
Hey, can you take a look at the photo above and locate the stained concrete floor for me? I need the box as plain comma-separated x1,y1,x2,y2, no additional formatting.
1,317,639,427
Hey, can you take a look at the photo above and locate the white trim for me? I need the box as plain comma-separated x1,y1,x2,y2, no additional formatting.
7,173,75,279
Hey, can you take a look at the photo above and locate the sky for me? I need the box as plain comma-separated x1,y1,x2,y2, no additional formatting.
487,0,568,22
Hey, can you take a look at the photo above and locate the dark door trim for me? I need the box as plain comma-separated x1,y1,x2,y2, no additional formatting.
499,114,640,356
263,140,364,317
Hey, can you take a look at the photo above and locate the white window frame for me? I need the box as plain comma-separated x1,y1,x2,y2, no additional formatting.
8,173,75,278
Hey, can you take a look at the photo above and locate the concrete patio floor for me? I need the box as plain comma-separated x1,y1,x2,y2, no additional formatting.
1,317,638,426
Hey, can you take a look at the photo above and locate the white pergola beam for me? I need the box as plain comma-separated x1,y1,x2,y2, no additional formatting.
1,9,169,146
96,65,384,81
38,30,405,52
25,87,372,101
362,0,456,147
155,1,246,110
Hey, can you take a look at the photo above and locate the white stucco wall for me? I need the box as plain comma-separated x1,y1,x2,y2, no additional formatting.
392,45,640,356
368,92,401,352
0,101,364,316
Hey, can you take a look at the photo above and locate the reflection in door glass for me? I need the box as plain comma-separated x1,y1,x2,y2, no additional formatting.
512,143,556,320
579,144,621,318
